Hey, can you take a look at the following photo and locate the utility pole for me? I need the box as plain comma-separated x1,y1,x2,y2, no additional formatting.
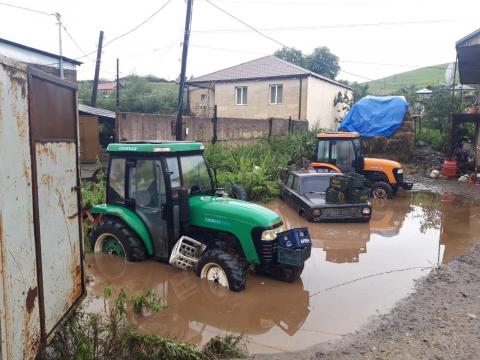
116,58,120,111
91,30,104,107
175,0,193,141
55,13,64,79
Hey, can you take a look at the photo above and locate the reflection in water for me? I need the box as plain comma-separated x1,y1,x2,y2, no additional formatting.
86,191,480,354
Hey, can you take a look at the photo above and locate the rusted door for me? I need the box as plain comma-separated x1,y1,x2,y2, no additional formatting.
79,115,100,163
0,56,41,360
27,68,85,344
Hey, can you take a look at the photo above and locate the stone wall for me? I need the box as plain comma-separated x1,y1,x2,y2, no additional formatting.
362,112,416,163
116,112,308,144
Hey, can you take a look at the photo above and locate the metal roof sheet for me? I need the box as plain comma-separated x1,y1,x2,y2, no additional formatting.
187,55,351,89
78,104,115,119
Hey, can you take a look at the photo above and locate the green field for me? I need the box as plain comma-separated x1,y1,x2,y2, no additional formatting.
365,63,450,95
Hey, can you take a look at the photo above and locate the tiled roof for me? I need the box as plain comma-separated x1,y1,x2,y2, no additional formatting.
98,82,116,90
188,55,350,89
78,104,115,119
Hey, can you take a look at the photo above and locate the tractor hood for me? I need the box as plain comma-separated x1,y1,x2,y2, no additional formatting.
188,195,282,230
364,158,401,171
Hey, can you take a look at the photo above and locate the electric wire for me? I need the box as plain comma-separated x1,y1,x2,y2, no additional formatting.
0,2,54,16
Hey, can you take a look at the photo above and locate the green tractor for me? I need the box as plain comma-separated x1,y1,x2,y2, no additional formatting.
90,141,311,292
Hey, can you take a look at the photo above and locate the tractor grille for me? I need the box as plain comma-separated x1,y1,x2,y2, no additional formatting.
259,240,278,263
322,207,362,219
394,169,404,183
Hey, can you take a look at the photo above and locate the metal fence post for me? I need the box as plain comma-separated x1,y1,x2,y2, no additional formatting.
268,118,273,141
212,105,218,144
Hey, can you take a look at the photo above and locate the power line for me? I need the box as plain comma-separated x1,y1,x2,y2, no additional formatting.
192,19,461,34
339,69,374,81
0,2,54,16
190,43,267,55
61,23,93,62
203,0,291,49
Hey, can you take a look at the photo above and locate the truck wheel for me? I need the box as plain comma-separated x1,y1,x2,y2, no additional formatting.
196,249,246,292
371,181,394,199
274,265,304,283
90,217,146,262
231,184,248,201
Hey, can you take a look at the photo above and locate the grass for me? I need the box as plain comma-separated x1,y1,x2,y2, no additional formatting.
366,63,451,95
41,287,247,360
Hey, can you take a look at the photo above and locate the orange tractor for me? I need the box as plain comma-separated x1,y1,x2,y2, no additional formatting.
311,132,413,199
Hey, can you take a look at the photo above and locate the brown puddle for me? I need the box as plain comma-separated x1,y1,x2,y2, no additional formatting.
85,191,480,354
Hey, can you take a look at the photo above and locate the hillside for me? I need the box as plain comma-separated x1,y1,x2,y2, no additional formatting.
366,63,450,95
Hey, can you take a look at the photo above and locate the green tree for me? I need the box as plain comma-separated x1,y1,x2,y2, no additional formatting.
306,47,340,79
273,47,304,67
273,46,340,80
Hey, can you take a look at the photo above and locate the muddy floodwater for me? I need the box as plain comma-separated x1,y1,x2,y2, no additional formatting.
85,191,480,354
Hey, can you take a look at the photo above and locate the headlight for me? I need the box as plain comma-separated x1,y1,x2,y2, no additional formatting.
261,224,286,241
362,207,371,215
397,168,403,174
312,209,321,217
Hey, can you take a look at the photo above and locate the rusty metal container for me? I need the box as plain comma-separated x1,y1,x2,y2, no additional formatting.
442,160,457,179
0,55,85,360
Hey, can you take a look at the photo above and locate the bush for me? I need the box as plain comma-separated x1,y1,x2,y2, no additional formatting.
205,132,316,202
416,127,448,151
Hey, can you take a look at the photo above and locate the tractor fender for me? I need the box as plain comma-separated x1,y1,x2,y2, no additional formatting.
310,162,342,173
91,204,154,256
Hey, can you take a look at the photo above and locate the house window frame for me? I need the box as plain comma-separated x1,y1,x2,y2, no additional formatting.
269,84,283,105
200,94,208,101
235,86,248,105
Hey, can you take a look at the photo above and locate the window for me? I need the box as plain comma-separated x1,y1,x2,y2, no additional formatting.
235,86,247,105
180,154,212,194
269,84,283,104
300,177,330,194
166,157,181,188
286,174,294,188
292,176,300,193
201,94,208,101
331,140,356,172
128,160,165,208
108,158,126,203
316,140,329,163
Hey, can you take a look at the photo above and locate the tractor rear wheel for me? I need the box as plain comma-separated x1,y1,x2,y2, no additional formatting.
231,184,248,201
196,249,246,292
90,217,146,262
371,181,394,199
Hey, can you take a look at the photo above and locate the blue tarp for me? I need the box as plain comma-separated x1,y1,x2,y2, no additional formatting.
338,96,409,137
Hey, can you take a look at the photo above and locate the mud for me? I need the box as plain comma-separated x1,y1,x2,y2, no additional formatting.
85,190,480,355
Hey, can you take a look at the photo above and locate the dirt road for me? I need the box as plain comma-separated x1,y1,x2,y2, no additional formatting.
253,176,480,360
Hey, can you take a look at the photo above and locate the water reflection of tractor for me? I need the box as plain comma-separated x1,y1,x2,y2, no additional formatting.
89,141,311,292
88,255,310,343
369,198,411,237
311,132,413,199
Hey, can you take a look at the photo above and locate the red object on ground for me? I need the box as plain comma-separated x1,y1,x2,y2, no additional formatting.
442,160,457,179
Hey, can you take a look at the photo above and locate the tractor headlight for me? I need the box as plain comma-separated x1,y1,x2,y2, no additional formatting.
397,168,403,174
362,207,371,215
312,209,321,217
261,224,286,241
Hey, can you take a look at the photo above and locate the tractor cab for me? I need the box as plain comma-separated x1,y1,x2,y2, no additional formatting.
311,132,412,199
90,141,312,292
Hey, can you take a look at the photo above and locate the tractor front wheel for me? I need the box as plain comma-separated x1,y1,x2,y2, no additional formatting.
90,217,147,262
273,264,304,283
371,181,394,199
196,249,246,292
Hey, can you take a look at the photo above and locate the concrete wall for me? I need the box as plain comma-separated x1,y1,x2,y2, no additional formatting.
213,77,305,120
117,112,308,145
306,77,352,130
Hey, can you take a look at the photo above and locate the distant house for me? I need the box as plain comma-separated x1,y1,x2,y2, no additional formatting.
187,56,352,129
98,81,117,96
0,37,81,82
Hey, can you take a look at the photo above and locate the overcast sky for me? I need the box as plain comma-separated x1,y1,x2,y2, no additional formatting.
1,0,478,83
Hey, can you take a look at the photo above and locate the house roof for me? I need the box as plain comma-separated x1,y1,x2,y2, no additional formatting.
187,55,351,89
455,28,480,84
78,104,115,119
98,82,116,91
0,37,82,65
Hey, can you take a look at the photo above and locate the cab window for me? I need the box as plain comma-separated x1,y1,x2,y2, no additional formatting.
128,160,165,208
166,157,181,188
180,154,212,194
108,158,125,203
331,140,356,172
316,140,329,163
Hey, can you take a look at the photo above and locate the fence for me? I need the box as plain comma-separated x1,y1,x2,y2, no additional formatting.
116,108,308,145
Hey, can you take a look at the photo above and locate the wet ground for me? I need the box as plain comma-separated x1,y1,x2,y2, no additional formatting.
85,190,480,355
